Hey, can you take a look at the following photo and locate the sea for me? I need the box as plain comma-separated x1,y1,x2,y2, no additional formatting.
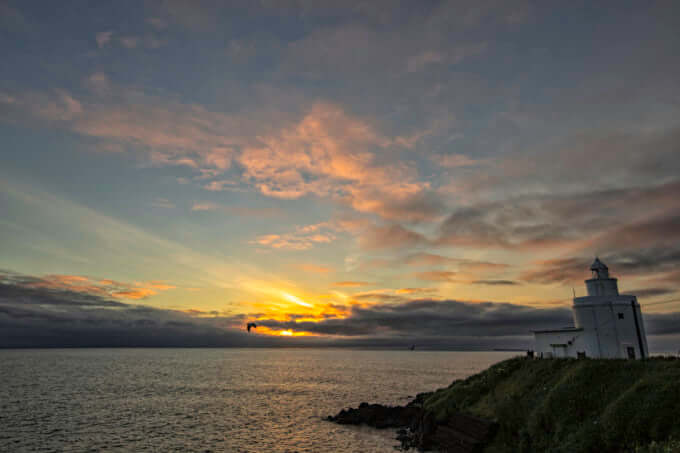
0,349,517,452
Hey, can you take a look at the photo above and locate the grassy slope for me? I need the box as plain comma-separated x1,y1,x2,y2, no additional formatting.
423,357,680,452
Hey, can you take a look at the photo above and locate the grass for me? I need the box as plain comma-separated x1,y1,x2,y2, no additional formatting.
422,357,680,452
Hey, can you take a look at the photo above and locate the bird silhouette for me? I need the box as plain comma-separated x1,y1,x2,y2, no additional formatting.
246,322,257,332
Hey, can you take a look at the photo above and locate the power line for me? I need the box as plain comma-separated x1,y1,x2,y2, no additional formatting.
642,297,680,308
536,296,680,309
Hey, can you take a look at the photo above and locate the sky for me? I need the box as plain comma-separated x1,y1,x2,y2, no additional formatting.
1,0,679,349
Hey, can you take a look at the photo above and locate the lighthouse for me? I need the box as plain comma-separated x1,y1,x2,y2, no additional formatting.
533,258,649,359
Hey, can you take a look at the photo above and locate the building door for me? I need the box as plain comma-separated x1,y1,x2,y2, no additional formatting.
626,346,636,359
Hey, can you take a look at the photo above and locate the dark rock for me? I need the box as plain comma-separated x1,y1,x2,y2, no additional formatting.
327,403,422,429
328,392,497,452
406,392,432,408
329,402,497,452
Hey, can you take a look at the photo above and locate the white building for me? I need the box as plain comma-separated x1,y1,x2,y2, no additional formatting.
533,258,649,359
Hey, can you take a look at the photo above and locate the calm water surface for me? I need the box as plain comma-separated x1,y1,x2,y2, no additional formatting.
0,349,516,452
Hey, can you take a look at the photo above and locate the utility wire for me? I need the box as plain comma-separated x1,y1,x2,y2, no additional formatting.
540,296,680,309
642,297,680,308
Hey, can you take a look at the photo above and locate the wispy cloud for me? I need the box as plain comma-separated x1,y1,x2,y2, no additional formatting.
251,222,338,251
152,198,176,209
96,31,113,48
414,270,457,282
296,264,333,274
119,36,138,49
0,270,175,301
333,281,373,287
1,84,440,222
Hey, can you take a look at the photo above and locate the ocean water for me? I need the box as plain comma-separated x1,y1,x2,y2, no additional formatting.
0,349,516,452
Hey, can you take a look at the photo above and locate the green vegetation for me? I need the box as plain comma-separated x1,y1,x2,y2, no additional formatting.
423,357,680,452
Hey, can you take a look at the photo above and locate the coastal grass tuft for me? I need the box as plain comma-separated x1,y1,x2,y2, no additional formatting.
423,357,680,452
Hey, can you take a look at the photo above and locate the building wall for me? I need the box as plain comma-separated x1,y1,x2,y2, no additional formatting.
585,277,620,297
534,330,587,358
573,295,648,359
635,301,650,358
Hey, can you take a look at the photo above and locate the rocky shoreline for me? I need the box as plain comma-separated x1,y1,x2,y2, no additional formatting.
327,357,680,452
327,393,497,452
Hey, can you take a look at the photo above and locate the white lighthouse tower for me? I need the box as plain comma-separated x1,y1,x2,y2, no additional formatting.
533,258,649,359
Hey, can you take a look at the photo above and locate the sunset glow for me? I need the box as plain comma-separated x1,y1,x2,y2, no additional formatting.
1,1,679,350
281,292,314,309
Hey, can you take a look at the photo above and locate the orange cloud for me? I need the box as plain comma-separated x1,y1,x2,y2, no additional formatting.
395,287,438,294
430,153,483,168
251,222,338,250
22,273,175,300
414,270,457,282
111,288,156,299
358,224,429,250
2,85,438,222
296,263,333,274
333,281,373,287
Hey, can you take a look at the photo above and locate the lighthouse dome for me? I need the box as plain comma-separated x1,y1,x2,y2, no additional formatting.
586,257,618,296
590,257,609,279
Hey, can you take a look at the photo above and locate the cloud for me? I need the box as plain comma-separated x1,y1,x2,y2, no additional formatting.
0,3,30,32
333,281,373,287
455,126,680,199
403,253,508,271
404,253,461,266
119,36,138,49
411,270,517,286
203,179,242,191
152,198,175,209
296,263,333,274
147,17,168,30
85,72,111,96
407,50,444,72
414,271,457,282
191,201,220,211
251,296,680,344
471,280,520,286
152,0,220,31
253,298,575,338
359,224,429,250
438,180,680,251
2,84,440,222
191,201,284,217
631,288,677,298
251,222,338,250
520,246,680,286
3,84,262,171
406,42,487,72
237,103,441,221
96,31,113,48
0,270,175,302
395,287,437,295
431,153,482,168
0,270,270,348
2,270,678,349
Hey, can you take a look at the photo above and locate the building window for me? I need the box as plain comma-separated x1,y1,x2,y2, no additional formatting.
618,313,624,319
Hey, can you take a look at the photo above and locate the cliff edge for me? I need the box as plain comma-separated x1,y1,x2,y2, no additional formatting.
329,356,680,452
